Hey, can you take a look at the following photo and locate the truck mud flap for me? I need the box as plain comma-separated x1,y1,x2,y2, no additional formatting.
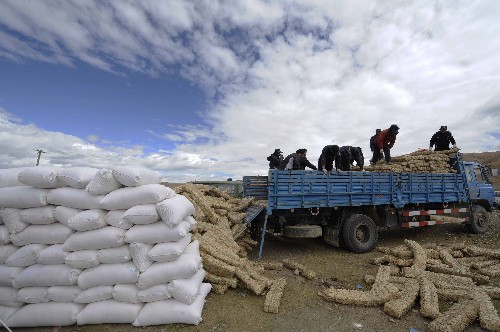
323,226,340,247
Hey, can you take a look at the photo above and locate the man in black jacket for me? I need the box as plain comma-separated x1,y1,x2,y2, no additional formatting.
335,146,364,171
369,129,381,164
280,149,317,170
430,126,456,151
318,145,340,174
267,149,283,169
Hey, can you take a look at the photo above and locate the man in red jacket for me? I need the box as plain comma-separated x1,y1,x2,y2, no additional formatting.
371,124,399,164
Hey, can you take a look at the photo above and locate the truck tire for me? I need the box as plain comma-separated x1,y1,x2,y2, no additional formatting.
341,214,378,253
283,225,322,238
466,205,490,234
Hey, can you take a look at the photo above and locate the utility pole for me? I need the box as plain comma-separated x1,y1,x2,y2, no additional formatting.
35,149,46,166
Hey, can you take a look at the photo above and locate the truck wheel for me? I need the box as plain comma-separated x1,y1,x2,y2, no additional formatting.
466,205,490,234
341,214,378,253
283,225,322,238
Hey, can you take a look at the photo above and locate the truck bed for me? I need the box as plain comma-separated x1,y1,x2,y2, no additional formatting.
252,170,467,214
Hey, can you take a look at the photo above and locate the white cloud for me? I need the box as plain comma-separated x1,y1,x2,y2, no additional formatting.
0,0,499,180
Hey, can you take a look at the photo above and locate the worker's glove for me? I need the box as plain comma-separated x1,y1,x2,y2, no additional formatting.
336,169,343,174
322,168,327,175
452,144,457,148
379,149,383,154
429,146,433,151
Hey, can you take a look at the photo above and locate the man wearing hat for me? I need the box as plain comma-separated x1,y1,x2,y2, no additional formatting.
429,126,457,151
372,124,399,164
267,148,284,169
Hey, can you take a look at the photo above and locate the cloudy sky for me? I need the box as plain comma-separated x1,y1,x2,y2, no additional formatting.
0,0,499,182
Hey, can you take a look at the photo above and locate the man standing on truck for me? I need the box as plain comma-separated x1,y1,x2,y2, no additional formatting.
335,146,364,171
318,145,340,174
372,124,399,164
429,126,457,151
280,149,317,170
369,129,381,164
267,149,283,169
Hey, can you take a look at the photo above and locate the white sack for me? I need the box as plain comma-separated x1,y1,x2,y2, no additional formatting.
63,226,126,251
97,245,131,264
105,209,133,229
85,168,123,195
78,262,139,289
6,302,84,327
65,250,100,269
46,286,81,302
58,167,98,189
113,284,140,303
125,220,190,244
148,234,192,263
37,244,68,265
156,195,195,228
136,241,201,289
100,184,175,210
130,243,154,273
0,305,18,322
168,269,206,305
17,286,49,304
123,204,160,225
137,284,171,302
13,264,81,288
112,166,161,187
18,166,64,189
74,285,113,303
0,186,49,209
133,283,211,326
0,245,18,264
0,168,24,188
0,226,10,245
67,209,107,231
0,208,28,234
6,244,47,267
48,187,104,210
186,215,197,231
10,224,74,246
0,266,23,287
54,206,82,226
77,300,143,325
0,286,23,307
19,205,56,224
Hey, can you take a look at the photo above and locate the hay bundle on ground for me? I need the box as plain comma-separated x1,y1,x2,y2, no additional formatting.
319,240,500,331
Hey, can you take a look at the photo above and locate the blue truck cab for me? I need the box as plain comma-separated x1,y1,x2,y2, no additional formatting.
244,153,494,256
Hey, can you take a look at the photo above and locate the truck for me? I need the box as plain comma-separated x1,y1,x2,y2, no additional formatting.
243,153,495,257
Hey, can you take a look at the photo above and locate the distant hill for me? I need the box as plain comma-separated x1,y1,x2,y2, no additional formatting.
462,151,500,190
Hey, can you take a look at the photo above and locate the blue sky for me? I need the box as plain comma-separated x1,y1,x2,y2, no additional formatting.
0,0,499,182
0,59,205,153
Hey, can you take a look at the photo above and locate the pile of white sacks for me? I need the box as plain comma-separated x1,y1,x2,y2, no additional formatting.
0,166,211,328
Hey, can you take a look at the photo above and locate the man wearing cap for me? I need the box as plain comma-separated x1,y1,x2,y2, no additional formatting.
429,126,457,151
372,124,399,164
267,149,284,169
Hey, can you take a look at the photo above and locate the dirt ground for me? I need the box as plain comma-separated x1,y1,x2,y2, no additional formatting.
14,210,500,332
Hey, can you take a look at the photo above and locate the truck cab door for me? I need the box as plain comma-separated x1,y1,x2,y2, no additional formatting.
464,165,479,199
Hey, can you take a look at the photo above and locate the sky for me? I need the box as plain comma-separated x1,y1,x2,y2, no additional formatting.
0,0,499,182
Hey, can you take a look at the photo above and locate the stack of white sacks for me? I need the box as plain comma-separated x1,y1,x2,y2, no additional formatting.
0,166,211,327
